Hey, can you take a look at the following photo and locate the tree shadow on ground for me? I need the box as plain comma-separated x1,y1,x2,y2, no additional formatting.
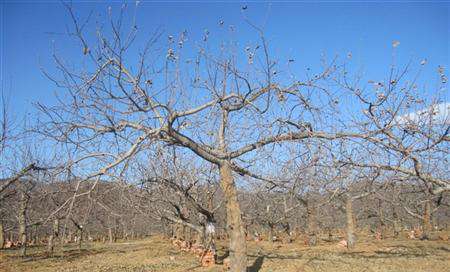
216,249,229,263
248,253,303,260
247,255,265,272
9,248,107,262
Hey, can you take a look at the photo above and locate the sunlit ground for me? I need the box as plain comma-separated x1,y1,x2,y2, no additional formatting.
1,232,449,272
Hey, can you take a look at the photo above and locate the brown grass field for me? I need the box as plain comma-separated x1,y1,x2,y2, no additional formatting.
1,233,449,272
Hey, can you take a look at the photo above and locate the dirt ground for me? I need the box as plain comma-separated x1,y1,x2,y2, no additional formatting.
1,234,449,272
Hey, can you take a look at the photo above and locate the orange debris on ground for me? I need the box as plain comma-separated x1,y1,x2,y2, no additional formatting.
337,239,347,248
200,250,215,267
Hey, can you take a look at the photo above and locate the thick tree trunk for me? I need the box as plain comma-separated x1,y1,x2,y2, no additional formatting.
18,190,29,257
346,196,356,249
219,162,247,272
306,198,317,246
0,221,4,249
422,201,432,240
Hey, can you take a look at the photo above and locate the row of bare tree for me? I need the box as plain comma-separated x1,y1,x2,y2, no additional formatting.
0,166,448,254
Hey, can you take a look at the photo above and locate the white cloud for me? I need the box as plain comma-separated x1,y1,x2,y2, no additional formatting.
395,102,450,126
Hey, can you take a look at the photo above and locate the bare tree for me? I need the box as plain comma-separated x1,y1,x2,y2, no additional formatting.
31,4,448,271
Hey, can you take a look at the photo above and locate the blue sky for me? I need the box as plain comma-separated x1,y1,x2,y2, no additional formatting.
1,1,449,120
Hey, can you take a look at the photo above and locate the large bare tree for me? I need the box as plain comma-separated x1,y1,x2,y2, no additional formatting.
33,4,449,271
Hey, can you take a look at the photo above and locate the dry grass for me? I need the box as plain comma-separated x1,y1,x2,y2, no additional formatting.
1,234,449,272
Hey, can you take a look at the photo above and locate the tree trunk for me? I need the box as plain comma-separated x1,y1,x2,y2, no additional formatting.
175,223,182,239
77,228,83,250
377,199,385,239
268,224,274,243
48,219,59,255
48,231,54,254
422,200,432,240
114,218,120,242
182,225,187,240
392,207,400,238
346,196,356,249
67,229,72,243
60,224,66,246
0,221,4,249
284,223,293,243
219,162,247,272
108,228,113,243
18,190,29,257
32,224,38,245
204,221,216,254
306,198,317,246
185,226,192,242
